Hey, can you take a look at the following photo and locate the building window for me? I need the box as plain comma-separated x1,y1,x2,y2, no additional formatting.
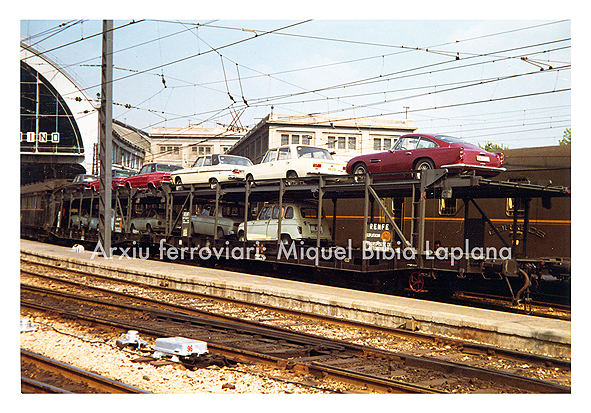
302,134,311,145
383,138,391,150
327,136,336,149
338,137,346,149
221,146,231,153
159,145,180,155
291,134,300,144
373,138,381,151
348,137,356,150
20,61,83,155
281,134,289,145
198,146,212,155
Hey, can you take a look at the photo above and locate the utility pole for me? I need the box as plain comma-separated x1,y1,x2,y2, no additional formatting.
98,20,113,256
403,106,410,120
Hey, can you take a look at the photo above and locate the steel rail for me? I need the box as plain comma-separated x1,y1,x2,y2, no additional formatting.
21,349,151,394
21,376,73,393
20,295,437,394
20,259,571,369
21,284,570,393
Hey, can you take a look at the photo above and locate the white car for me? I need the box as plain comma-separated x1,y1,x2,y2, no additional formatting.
244,145,347,183
190,204,236,239
171,154,253,188
237,202,331,243
130,209,166,233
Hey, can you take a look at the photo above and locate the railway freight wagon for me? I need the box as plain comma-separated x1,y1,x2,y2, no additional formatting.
20,145,570,301
328,145,570,259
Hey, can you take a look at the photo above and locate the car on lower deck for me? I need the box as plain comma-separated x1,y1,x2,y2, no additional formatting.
171,154,253,188
130,209,166,233
245,145,347,183
237,202,331,243
190,204,236,239
346,134,505,180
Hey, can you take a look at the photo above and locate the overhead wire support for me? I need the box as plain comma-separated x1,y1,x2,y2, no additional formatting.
236,63,248,106
220,55,236,104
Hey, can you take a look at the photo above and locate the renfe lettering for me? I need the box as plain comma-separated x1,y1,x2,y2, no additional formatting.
368,223,390,231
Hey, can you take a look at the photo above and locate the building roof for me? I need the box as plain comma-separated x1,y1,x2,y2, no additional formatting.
150,125,246,140
229,112,416,153
113,120,151,152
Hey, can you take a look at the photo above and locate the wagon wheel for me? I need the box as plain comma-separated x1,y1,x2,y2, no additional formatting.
409,271,425,292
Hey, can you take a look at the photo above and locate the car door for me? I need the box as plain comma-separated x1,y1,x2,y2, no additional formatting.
386,136,420,172
267,205,295,239
252,149,278,180
413,137,439,165
129,164,151,187
249,206,272,239
185,156,205,183
274,147,292,178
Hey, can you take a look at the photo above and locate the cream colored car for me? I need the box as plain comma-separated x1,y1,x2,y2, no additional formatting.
237,202,330,243
244,145,347,183
171,154,253,188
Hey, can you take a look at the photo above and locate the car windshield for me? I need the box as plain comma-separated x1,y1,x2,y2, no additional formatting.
296,146,333,160
218,155,253,166
156,164,183,172
435,135,465,144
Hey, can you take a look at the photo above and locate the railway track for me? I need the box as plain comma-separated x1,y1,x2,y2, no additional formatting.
452,291,571,321
20,277,570,394
21,349,151,393
21,260,571,370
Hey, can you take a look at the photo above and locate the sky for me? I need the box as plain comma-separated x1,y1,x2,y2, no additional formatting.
20,16,571,149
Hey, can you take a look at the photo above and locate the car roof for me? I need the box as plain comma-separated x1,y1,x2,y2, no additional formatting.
267,144,327,151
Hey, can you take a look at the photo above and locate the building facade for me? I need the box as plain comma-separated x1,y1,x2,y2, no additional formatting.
227,113,416,164
148,125,246,167
20,43,151,184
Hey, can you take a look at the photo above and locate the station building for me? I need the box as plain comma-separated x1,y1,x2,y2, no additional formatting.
148,125,246,167
227,113,416,164
20,43,150,185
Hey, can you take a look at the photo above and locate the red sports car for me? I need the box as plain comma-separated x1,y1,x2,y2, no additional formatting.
121,163,183,189
346,134,505,180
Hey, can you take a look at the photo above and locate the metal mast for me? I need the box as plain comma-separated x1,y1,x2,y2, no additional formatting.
98,20,113,255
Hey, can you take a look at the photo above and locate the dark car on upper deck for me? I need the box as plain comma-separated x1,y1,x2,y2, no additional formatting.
121,163,182,189
346,133,505,180
88,168,137,191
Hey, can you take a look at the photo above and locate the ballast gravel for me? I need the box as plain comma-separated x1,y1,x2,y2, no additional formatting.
20,314,334,394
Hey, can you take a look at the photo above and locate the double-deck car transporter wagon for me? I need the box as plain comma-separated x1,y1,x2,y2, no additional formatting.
21,162,570,304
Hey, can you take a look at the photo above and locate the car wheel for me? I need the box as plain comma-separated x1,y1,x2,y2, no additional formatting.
125,182,132,189
415,158,435,170
148,182,156,190
146,223,153,233
414,158,434,179
209,178,219,190
216,227,224,240
175,176,183,185
238,231,245,241
245,174,255,187
353,163,368,183
130,224,136,234
286,171,298,186
280,234,292,245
